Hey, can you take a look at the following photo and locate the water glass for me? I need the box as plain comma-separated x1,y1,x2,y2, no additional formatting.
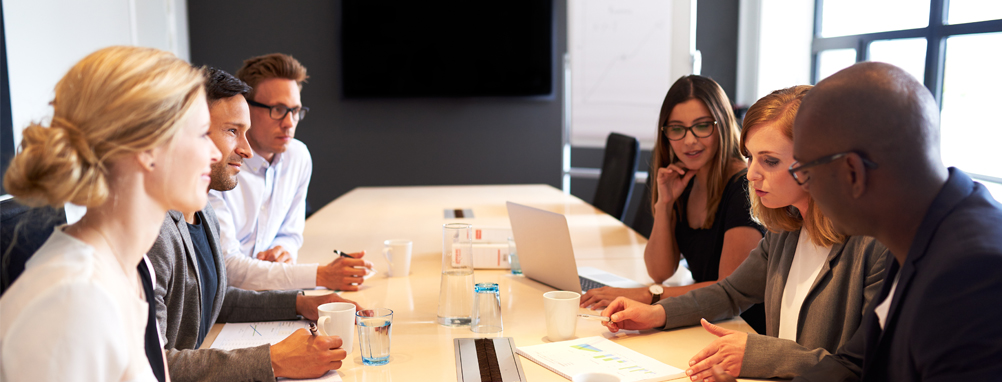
438,223,474,326
471,283,503,333
357,308,394,366
507,237,522,275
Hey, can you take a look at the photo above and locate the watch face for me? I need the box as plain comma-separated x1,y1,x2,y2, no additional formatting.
649,284,664,294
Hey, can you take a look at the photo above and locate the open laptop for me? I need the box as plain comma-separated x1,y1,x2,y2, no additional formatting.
506,201,645,293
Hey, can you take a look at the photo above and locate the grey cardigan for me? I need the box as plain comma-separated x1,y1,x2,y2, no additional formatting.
149,206,300,382
657,230,889,379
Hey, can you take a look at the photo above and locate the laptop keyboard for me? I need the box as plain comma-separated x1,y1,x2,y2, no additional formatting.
579,276,608,292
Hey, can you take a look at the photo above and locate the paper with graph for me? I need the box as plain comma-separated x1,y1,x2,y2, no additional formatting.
516,336,685,382
210,320,341,381
209,320,309,350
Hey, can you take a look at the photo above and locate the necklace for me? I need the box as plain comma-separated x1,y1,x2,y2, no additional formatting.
86,225,143,297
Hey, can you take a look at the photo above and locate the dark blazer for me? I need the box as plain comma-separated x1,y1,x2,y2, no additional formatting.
793,168,1002,381
149,206,300,382
658,230,888,378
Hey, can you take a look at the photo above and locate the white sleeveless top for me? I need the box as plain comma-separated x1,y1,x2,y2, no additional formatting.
778,231,831,341
0,228,157,381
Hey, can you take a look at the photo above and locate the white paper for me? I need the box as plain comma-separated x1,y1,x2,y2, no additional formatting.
517,336,685,382
210,320,343,382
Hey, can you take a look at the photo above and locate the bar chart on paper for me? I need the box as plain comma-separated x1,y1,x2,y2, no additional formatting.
517,336,686,382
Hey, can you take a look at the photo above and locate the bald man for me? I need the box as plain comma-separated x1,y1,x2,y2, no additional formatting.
776,63,1002,380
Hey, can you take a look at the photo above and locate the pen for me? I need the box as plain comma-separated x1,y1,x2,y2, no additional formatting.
309,322,318,337
333,249,351,259
578,313,611,322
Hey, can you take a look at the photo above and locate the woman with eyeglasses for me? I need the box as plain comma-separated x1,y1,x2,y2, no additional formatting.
0,46,219,381
582,76,766,327
599,85,889,381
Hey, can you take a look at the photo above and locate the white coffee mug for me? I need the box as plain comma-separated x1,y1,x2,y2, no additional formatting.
383,239,413,277
543,291,580,341
317,302,356,354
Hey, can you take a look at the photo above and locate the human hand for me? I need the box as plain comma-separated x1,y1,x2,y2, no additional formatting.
257,245,293,263
317,251,373,291
580,286,651,310
685,318,746,381
655,164,697,206
709,365,738,382
296,292,362,321
600,297,666,332
270,329,346,379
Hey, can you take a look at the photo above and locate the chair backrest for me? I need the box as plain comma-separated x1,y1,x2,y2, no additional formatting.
593,132,640,221
631,182,654,239
1,198,66,294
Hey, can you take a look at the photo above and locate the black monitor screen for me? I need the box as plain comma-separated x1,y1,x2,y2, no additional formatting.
341,1,554,98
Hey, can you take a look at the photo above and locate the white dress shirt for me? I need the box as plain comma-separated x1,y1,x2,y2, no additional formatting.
0,228,157,382
209,138,318,290
778,231,831,341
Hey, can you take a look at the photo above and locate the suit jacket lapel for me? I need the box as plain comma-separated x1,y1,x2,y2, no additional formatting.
201,205,228,322
169,210,203,308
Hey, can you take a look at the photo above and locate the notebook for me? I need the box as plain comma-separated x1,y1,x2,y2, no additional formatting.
506,201,645,292
516,336,685,382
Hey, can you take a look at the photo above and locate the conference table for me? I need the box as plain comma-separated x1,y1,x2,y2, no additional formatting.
203,184,760,381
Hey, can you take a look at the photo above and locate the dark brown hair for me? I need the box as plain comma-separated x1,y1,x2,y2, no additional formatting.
649,75,741,229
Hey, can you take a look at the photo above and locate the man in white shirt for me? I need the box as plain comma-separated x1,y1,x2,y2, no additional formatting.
209,53,371,291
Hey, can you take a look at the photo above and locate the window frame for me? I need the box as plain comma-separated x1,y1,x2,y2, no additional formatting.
811,0,1002,186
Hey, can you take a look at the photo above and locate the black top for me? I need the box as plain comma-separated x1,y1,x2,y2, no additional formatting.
138,258,166,382
186,214,218,347
674,169,764,282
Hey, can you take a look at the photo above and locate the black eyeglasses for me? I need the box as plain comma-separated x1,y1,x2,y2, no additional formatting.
661,120,717,141
247,99,309,121
788,151,879,185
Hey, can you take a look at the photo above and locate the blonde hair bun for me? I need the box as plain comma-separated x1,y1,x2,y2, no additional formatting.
3,46,205,208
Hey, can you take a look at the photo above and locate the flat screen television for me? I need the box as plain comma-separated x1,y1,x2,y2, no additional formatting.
340,1,554,98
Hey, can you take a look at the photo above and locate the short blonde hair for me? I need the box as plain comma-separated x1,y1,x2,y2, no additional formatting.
739,85,844,247
236,53,309,100
3,46,205,208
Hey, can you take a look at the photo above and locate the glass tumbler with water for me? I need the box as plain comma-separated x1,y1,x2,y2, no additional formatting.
438,223,474,326
471,282,503,333
357,308,393,366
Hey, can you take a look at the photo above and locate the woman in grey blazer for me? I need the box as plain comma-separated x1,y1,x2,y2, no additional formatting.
601,86,889,380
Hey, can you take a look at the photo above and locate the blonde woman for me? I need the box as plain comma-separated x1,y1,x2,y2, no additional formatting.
601,86,889,380
0,46,219,381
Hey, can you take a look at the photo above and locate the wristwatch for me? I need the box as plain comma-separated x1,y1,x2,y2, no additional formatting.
649,284,664,305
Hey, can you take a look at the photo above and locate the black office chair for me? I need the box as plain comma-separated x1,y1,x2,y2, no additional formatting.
631,182,655,239
1,197,66,294
592,133,640,221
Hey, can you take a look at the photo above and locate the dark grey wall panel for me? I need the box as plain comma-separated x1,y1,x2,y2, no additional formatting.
187,0,565,208
696,0,740,103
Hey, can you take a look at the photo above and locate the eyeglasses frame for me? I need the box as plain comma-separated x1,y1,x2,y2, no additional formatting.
661,120,718,141
246,99,310,121
788,151,879,185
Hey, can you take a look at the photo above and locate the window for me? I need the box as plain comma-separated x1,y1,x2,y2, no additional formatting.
812,0,1002,200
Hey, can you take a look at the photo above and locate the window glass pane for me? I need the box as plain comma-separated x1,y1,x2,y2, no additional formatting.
816,49,857,83
868,38,927,82
941,32,1002,179
821,0,930,37
948,0,1002,24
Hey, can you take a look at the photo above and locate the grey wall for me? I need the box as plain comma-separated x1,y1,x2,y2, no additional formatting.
696,0,740,102
187,1,566,209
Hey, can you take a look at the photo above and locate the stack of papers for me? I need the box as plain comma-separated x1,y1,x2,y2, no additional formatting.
516,336,686,382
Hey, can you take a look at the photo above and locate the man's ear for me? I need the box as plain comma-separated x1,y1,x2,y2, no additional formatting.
845,153,869,199
136,149,156,172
